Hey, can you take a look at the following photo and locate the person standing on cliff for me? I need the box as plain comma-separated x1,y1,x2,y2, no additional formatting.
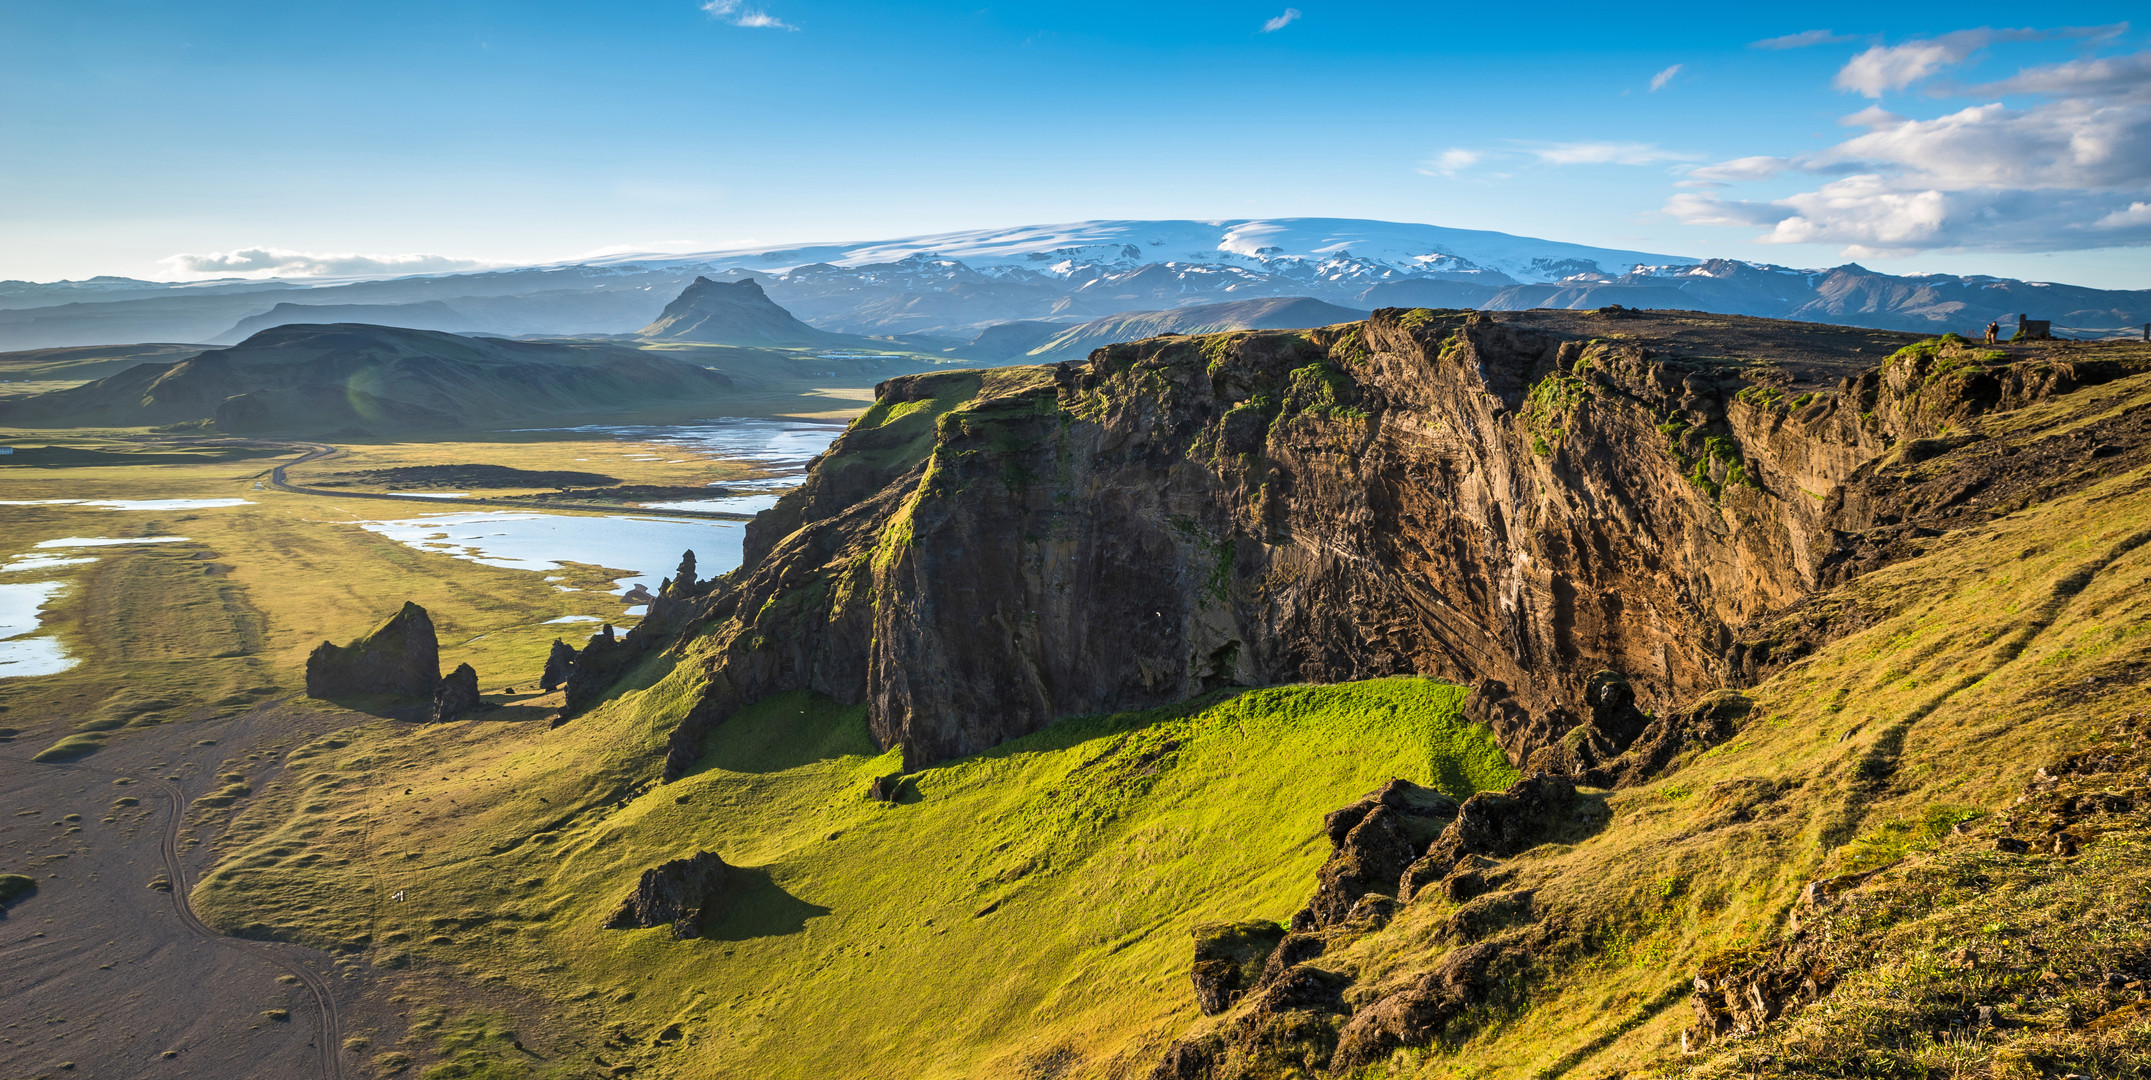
1985,320,2000,344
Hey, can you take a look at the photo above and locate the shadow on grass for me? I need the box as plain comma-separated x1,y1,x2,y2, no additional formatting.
699,864,831,941
696,691,882,776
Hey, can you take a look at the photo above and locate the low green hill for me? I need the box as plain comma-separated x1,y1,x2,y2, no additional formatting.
0,323,739,434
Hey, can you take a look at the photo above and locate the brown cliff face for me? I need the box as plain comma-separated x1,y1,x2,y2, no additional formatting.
649,310,2139,777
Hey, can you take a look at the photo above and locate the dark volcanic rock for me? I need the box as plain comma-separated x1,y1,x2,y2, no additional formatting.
1298,779,1458,929
1398,776,1579,903
432,663,481,722
540,639,576,692
1190,921,1288,1015
304,601,440,699
604,851,731,940
563,624,622,713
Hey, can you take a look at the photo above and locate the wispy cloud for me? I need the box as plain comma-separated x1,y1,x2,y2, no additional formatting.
1529,141,1699,166
1750,30,1858,50
1833,25,2124,97
1648,64,1683,92
702,0,794,30
1262,8,1301,33
159,248,496,280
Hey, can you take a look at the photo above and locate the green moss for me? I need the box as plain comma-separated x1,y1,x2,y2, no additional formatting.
1525,372,1589,452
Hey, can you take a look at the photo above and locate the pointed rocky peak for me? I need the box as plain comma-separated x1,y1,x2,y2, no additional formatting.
638,276,837,346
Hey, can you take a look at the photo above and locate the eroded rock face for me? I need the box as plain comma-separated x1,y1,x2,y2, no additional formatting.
304,601,440,700
622,309,2095,779
432,663,480,722
604,851,730,940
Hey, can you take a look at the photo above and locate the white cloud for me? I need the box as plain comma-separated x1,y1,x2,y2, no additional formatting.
1666,45,2151,254
1419,148,1482,176
1685,155,1795,183
701,0,794,30
1529,141,1699,166
1833,25,2124,97
1262,8,1301,33
1750,30,1858,50
1649,64,1683,92
2097,201,2151,228
1839,105,1909,129
158,248,496,280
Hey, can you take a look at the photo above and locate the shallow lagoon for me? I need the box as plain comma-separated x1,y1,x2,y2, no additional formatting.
0,580,77,677
356,511,746,598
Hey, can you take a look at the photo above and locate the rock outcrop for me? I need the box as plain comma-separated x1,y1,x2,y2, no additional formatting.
539,639,576,692
579,313,2145,784
305,601,440,699
431,663,481,722
1190,921,1290,1016
604,851,732,940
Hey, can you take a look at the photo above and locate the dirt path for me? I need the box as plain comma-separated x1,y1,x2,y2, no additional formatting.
0,750,345,1079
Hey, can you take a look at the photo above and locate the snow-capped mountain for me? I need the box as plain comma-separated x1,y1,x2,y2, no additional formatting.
571,218,1698,288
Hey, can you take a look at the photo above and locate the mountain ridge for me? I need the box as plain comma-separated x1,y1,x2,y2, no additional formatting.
2,219,2144,350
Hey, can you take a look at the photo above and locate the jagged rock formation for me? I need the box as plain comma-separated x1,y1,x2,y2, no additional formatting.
432,663,481,722
540,640,576,691
604,851,732,940
304,601,440,699
628,311,2144,780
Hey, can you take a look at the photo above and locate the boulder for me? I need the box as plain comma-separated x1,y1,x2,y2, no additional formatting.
539,639,576,692
604,851,731,940
432,663,481,722
304,601,440,699
867,773,903,803
1189,921,1287,1015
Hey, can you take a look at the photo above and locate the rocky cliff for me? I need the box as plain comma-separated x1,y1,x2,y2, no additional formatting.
624,309,2143,778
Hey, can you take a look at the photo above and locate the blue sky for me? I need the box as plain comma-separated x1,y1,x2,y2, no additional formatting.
1,0,2146,286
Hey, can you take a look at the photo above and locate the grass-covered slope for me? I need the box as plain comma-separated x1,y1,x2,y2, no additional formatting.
191,672,1511,1078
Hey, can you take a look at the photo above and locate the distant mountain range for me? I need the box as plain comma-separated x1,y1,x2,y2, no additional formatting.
1,218,2144,352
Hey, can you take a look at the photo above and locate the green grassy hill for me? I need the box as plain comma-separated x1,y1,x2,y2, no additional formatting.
193,676,1512,1078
